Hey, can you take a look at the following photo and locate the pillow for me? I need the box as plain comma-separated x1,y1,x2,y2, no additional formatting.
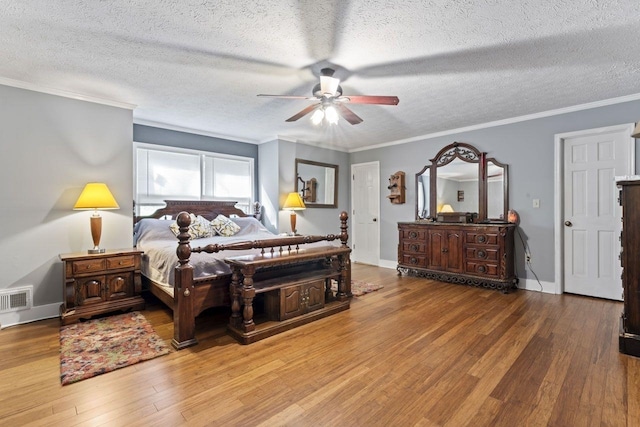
232,216,271,235
134,218,177,245
169,214,214,239
210,214,241,237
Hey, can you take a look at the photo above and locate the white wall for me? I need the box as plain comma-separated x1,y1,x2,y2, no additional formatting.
0,85,134,327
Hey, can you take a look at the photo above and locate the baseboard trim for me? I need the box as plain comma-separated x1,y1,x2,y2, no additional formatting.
0,303,60,329
516,278,557,294
378,259,398,270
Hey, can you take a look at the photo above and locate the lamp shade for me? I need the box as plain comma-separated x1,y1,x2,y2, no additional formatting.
283,192,306,210
632,122,640,138
73,183,119,210
440,204,454,213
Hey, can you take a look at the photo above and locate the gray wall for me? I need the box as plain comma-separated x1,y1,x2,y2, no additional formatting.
280,143,351,234
351,100,640,285
258,140,279,233
0,85,134,326
274,140,350,236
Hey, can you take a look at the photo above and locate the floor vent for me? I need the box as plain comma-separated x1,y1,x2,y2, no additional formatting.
0,286,32,313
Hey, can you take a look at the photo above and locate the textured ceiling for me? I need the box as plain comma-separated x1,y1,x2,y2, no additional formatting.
1,1,640,151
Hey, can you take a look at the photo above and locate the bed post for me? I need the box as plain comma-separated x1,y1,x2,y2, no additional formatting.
339,211,352,297
173,211,198,349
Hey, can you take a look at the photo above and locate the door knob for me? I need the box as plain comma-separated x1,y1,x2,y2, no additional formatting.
564,221,572,227
373,218,377,222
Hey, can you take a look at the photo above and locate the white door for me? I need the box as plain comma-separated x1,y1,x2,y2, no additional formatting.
562,125,634,300
351,162,380,265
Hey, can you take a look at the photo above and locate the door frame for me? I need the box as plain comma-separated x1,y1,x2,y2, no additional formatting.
350,161,380,266
553,123,636,295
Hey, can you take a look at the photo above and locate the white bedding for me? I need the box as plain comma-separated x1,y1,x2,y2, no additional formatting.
134,216,335,286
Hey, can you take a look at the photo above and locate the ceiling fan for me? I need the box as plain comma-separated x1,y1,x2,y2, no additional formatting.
257,68,399,125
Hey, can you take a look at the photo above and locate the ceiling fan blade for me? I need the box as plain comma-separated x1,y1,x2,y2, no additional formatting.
339,95,399,105
258,94,315,100
335,104,363,125
285,104,319,122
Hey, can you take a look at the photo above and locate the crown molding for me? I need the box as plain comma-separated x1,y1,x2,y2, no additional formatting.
349,92,640,153
133,118,260,144
0,76,136,110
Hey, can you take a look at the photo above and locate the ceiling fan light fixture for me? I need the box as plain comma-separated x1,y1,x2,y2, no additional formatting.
320,75,340,96
310,107,325,125
324,105,339,125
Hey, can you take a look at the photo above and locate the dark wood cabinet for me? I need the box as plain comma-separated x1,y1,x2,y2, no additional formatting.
60,249,145,325
266,279,325,320
398,222,517,292
618,179,640,357
426,228,464,273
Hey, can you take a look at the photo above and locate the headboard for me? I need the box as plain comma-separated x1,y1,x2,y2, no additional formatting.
135,200,254,222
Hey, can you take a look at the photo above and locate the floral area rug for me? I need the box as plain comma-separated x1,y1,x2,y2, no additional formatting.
60,311,170,385
332,280,384,297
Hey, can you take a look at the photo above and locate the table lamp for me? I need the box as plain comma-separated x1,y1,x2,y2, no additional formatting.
440,204,454,213
74,183,120,253
282,192,306,235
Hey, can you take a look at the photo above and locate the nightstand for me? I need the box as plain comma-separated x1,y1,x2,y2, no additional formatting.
59,248,145,325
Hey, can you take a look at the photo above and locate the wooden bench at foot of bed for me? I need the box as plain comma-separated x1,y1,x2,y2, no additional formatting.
225,246,351,344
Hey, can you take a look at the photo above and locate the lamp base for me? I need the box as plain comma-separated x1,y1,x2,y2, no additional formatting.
88,247,106,254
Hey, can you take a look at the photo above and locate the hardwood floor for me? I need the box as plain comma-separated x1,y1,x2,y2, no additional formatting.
1,264,638,426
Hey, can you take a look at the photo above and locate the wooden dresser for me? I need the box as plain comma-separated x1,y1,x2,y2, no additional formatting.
60,248,145,325
618,179,640,357
397,221,517,292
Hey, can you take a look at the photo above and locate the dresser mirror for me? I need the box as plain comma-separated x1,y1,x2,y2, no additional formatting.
486,158,508,220
415,142,509,222
295,158,338,208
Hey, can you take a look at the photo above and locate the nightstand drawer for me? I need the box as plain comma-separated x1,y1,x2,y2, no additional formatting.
106,255,136,270
72,259,106,274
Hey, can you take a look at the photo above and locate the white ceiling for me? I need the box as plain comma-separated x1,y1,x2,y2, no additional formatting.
1,1,640,151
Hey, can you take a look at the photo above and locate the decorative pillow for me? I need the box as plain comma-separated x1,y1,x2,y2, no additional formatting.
169,214,214,239
210,214,241,237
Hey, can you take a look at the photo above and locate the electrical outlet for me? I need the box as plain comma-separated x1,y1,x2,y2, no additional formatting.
526,254,531,262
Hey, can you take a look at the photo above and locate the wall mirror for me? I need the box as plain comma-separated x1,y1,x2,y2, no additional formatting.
295,158,338,208
415,142,509,222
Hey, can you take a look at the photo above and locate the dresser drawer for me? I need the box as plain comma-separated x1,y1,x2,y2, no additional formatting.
106,255,136,270
465,231,498,245
400,253,427,268
466,247,499,261
72,259,106,274
465,261,499,277
402,241,426,254
400,228,426,241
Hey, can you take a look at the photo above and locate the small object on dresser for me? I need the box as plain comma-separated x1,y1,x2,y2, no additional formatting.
437,212,477,223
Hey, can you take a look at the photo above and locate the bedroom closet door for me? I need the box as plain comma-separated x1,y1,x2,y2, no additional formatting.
561,124,634,300
351,162,380,266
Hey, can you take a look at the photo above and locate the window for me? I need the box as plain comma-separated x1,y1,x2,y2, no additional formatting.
134,143,254,216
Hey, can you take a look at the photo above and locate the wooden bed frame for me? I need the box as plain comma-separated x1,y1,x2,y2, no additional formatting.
138,200,351,349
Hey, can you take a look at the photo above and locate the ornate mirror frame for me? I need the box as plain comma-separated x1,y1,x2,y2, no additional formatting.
415,141,509,222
